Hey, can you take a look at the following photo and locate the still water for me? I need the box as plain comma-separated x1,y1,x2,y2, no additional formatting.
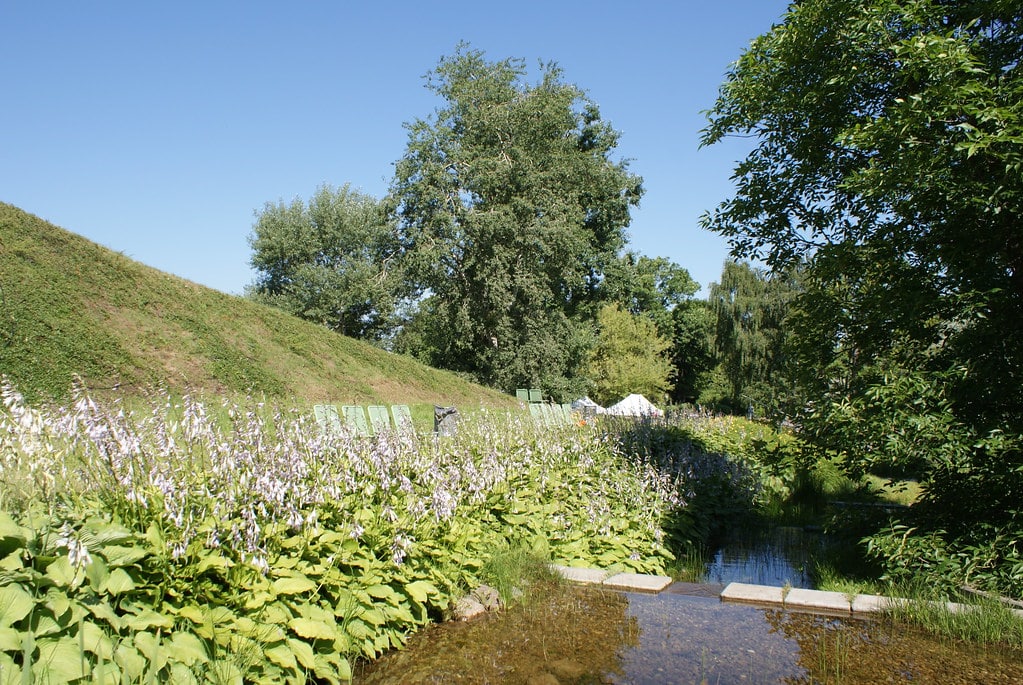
702,525,823,589
356,529,1023,684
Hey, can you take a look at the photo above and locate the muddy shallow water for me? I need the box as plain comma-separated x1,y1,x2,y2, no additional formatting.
356,529,1022,683
354,582,1023,684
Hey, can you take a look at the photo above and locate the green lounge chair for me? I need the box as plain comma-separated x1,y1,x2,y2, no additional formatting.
341,405,371,437
391,405,415,434
313,404,342,435
367,405,391,434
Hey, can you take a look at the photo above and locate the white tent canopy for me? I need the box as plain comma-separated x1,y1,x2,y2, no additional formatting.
602,393,663,418
571,396,602,411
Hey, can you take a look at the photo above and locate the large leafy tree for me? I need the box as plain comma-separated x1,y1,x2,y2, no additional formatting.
388,45,643,397
249,185,405,341
585,303,674,407
600,252,713,403
706,261,798,415
703,0,1023,593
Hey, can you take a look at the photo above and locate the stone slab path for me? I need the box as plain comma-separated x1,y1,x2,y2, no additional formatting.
551,566,1023,618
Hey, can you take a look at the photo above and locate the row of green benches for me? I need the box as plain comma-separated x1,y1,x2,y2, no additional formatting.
528,402,581,426
314,404,415,437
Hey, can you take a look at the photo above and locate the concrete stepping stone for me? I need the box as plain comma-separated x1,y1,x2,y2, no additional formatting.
602,572,673,593
551,565,611,584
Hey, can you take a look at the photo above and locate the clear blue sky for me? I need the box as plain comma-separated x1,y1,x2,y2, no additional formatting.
2,1,790,297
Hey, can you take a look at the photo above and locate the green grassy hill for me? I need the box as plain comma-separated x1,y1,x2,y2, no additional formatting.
0,202,516,411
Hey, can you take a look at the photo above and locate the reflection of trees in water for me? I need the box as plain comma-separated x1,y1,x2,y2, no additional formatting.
762,608,1023,684
356,583,639,684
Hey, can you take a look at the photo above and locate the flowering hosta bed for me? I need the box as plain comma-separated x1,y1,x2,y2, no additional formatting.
0,386,754,683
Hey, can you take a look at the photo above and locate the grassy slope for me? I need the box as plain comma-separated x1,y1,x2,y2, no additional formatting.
0,202,516,411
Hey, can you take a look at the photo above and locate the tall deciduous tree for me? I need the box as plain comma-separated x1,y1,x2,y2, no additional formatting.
600,252,713,403
706,261,797,415
703,0,1023,593
585,303,674,407
249,185,404,341
388,45,642,398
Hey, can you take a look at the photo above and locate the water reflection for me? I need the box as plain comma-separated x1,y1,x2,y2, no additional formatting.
704,526,824,588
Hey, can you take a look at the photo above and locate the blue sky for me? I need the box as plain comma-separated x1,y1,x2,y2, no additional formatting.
2,1,790,297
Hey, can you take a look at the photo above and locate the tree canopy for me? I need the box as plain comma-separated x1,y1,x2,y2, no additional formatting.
388,44,643,397
248,185,404,340
585,303,674,407
703,0,1023,593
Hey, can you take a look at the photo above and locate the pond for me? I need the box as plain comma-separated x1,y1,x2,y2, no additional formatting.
701,525,823,589
355,529,1023,684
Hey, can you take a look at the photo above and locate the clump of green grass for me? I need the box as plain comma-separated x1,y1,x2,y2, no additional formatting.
881,580,1023,648
665,544,708,583
481,545,562,609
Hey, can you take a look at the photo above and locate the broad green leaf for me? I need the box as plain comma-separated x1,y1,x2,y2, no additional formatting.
244,590,273,610
83,553,110,588
383,603,416,624
33,636,88,683
31,613,62,637
78,620,114,660
312,654,343,684
101,567,137,596
403,580,439,604
344,617,371,640
86,599,123,630
0,627,20,651
133,632,169,670
287,637,316,669
168,631,209,666
260,601,293,626
0,584,34,627
288,617,337,641
144,522,164,549
206,659,242,685
0,513,26,556
0,550,24,572
123,608,174,631
204,605,236,625
169,661,201,685
99,545,149,568
273,575,317,595
174,604,205,625
197,552,233,573
81,520,132,546
114,643,146,681
91,659,122,685
293,602,333,624
45,556,78,588
360,608,387,626
365,584,400,603
0,653,21,685
264,642,298,670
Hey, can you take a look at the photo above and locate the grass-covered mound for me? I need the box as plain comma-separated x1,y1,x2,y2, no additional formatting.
0,202,514,411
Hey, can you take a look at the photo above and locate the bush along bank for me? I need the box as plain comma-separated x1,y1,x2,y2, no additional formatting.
0,385,736,683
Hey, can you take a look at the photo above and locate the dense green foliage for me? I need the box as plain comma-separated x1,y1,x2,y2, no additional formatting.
704,261,798,414
0,202,514,409
249,185,407,341
388,45,643,398
584,303,674,406
2,388,779,682
703,0,1023,596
